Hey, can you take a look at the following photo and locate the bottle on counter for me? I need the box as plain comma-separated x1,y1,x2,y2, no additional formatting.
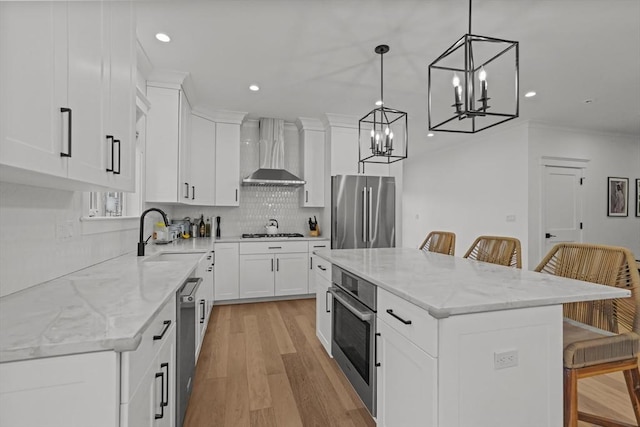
199,214,205,238
205,217,211,238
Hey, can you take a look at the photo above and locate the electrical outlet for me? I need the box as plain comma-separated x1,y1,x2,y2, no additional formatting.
494,349,518,369
506,214,516,222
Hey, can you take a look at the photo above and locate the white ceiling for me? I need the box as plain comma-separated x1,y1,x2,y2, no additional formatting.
136,0,640,147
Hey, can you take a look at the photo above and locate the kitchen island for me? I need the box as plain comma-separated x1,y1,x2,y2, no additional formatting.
314,247,629,427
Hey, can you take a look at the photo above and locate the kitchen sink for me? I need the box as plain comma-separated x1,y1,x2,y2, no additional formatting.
142,252,204,263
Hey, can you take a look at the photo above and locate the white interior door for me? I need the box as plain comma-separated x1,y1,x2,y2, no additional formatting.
542,165,583,257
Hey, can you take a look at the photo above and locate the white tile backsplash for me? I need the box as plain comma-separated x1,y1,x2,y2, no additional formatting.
0,182,137,297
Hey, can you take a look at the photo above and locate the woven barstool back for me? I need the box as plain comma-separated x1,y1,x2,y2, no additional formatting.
419,231,456,256
463,235,522,268
535,243,640,427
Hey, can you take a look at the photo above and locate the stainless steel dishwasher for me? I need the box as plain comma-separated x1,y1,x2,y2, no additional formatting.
176,276,202,427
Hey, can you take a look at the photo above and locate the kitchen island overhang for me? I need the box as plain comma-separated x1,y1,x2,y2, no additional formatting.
313,247,629,427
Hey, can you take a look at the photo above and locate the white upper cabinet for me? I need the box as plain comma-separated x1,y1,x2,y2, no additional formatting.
296,118,325,207
214,122,241,206
145,84,190,203
189,114,216,206
0,1,136,191
105,1,136,192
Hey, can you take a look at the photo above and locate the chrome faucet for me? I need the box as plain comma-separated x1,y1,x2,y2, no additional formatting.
138,208,169,256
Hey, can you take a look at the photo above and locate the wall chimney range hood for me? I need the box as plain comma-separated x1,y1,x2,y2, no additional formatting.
242,118,305,186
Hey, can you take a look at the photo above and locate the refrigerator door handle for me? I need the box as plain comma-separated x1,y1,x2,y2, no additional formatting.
362,187,367,243
368,187,373,243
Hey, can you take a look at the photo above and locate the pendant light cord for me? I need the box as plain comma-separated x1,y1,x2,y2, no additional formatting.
468,0,472,34
380,50,384,106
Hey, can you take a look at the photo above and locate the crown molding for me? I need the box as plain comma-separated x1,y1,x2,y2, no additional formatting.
322,113,359,130
295,117,325,132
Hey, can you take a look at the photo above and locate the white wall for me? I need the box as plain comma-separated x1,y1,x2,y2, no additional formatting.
0,182,138,297
528,123,640,263
402,123,530,267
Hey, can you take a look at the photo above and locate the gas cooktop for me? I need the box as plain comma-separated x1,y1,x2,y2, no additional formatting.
242,233,304,239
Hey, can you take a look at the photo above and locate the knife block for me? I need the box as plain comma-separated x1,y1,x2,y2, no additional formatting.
310,226,320,237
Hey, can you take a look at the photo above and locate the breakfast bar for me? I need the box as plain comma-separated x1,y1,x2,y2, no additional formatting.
314,247,630,427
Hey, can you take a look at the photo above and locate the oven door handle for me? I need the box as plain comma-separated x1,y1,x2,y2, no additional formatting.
328,287,374,322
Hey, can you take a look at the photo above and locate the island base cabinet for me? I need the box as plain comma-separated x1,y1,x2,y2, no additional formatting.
376,318,437,427
0,351,119,427
313,255,332,356
437,305,563,427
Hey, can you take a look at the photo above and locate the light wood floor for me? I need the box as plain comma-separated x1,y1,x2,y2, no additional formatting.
184,299,636,427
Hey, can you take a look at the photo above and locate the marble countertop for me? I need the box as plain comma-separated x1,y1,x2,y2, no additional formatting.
314,248,630,319
0,241,214,363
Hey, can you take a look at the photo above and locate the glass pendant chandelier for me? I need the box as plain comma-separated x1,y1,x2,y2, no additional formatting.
359,45,408,168
428,0,519,133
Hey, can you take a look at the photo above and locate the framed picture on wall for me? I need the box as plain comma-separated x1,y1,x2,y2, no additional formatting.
607,177,628,217
636,179,640,217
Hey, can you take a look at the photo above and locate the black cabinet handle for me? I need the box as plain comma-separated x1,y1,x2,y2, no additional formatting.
310,256,313,270
375,332,381,367
386,309,412,325
161,362,169,407
545,233,556,238
153,320,171,340
271,258,274,272
235,189,238,201
306,190,309,203
192,185,195,200
276,258,279,272
317,265,327,271
155,370,165,419
106,135,114,172
313,245,327,248
60,108,72,157
200,300,206,323
184,183,189,199
325,290,331,313
114,139,121,175
268,246,282,250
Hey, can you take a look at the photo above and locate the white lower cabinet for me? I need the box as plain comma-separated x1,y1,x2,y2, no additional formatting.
313,256,332,355
122,325,176,427
195,251,214,360
274,252,309,296
239,253,275,298
213,242,240,301
376,318,437,427
239,241,309,298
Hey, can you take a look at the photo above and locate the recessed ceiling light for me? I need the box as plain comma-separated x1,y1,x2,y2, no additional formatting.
524,91,536,98
249,84,260,92
155,33,171,43
427,133,435,137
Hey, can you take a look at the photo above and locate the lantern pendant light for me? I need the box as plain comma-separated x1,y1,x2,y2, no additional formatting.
359,45,408,168
428,0,519,133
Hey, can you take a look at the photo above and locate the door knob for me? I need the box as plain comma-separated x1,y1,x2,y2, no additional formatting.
545,233,557,239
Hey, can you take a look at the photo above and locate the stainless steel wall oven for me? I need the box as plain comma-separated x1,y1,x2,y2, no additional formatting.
329,266,377,416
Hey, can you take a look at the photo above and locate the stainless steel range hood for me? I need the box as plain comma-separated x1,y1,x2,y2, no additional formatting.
242,118,305,186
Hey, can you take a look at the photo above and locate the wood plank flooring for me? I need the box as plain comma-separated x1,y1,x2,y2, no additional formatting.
184,299,376,427
184,299,636,427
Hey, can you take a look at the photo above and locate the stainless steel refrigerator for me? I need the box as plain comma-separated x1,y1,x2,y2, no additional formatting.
332,175,395,249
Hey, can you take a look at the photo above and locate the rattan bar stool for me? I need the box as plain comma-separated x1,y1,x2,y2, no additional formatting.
463,235,522,268
535,243,640,427
419,231,456,256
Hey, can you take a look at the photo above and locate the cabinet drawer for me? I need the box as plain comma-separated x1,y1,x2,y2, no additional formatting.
308,240,330,251
313,257,332,282
121,297,176,402
377,288,438,357
240,240,308,254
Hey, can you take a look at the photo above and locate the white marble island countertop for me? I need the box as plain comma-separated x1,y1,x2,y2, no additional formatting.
314,248,630,318
0,247,207,363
